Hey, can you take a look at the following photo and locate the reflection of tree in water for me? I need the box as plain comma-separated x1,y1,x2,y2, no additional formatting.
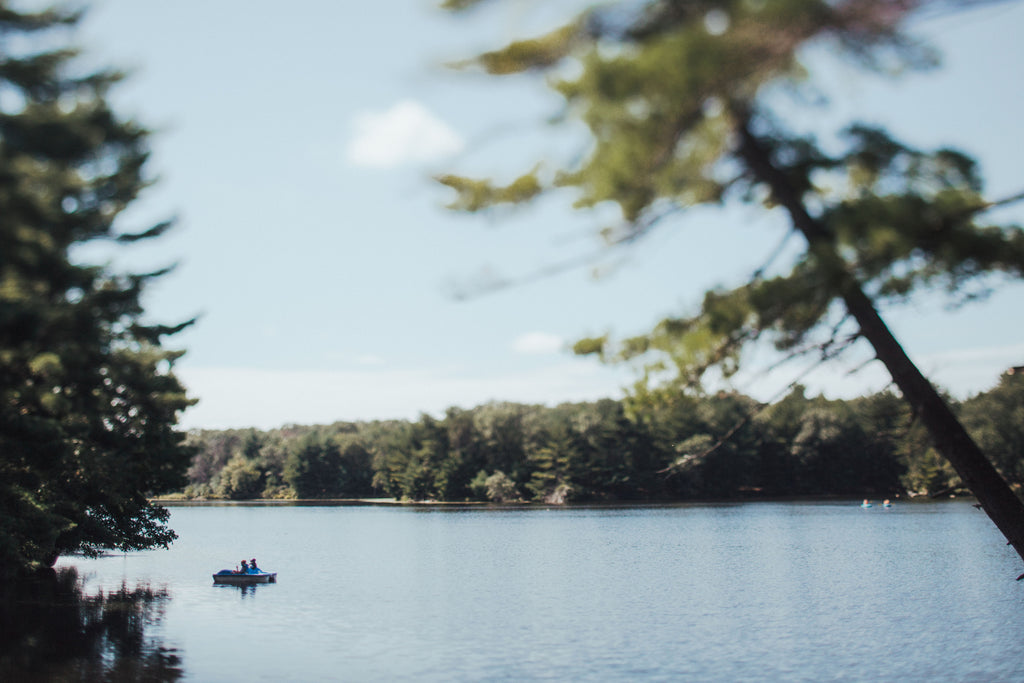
0,566,183,682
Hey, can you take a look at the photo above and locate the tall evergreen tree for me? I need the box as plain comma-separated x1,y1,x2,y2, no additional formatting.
439,0,1024,571
0,3,194,576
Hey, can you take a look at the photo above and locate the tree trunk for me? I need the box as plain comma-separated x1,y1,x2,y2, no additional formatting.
736,119,1024,573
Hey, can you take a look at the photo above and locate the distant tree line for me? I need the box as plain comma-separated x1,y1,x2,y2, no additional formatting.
180,374,1024,504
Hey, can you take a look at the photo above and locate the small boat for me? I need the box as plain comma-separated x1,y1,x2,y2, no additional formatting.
212,569,277,585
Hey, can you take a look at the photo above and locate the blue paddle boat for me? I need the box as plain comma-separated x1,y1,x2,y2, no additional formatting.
213,568,277,585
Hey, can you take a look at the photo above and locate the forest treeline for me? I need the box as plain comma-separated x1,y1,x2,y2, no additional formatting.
181,374,1024,504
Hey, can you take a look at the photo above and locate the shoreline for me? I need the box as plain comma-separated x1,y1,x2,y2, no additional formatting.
151,492,974,508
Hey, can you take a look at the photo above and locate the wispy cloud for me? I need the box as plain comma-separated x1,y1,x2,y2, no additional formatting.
177,361,630,430
177,342,1024,431
512,331,565,355
346,100,464,169
916,341,1024,397
733,341,1024,403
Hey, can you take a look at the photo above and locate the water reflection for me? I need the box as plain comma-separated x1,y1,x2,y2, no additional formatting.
213,582,271,598
0,566,182,682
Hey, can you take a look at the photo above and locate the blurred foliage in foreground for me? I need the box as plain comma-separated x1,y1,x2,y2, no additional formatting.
0,1,194,578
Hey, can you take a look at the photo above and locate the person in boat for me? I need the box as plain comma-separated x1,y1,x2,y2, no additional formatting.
249,558,259,573
237,559,249,574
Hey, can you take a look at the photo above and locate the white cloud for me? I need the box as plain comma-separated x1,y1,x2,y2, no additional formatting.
346,100,464,169
512,331,565,355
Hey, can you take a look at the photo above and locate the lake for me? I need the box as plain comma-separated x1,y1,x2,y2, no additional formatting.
11,500,1024,681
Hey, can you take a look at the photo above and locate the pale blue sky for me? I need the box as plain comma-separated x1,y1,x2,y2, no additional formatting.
70,0,1024,429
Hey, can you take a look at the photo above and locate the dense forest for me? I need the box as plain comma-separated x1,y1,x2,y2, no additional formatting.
179,373,1024,504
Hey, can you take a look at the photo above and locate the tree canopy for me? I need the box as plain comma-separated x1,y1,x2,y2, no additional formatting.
179,376,1024,506
437,0,1024,571
0,2,194,576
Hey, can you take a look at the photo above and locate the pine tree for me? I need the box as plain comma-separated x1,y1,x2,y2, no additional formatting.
440,0,1024,573
0,2,194,576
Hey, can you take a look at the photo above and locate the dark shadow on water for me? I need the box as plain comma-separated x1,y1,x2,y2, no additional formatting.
0,566,183,682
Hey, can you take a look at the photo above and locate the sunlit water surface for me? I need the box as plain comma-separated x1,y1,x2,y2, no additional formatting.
52,501,1024,682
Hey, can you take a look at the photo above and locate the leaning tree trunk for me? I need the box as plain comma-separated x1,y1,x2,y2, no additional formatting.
736,119,1024,575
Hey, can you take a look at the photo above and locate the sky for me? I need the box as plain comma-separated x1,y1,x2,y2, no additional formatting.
60,0,1024,430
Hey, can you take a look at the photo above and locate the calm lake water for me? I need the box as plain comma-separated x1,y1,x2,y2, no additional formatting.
30,501,1024,681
